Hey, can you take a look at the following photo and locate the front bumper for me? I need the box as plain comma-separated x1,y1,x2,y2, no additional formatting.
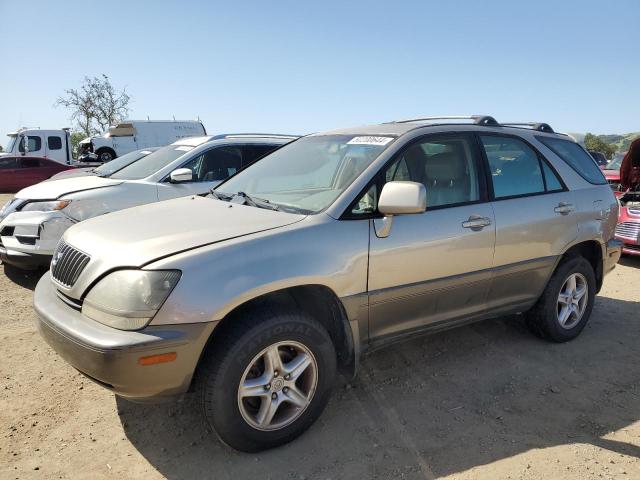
0,211,75,267
33,274,216,402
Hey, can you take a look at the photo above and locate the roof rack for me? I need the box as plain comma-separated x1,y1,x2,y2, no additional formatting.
388,115,556,133
211,133,299,140
391,115,499,126
501,122,555,133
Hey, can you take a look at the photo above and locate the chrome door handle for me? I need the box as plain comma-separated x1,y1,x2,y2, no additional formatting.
554,202,574,215
462,215,492,230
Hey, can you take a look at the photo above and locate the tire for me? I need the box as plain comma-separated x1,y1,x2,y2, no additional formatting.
96,148,115,162
197,307,337,452
524,256,596,342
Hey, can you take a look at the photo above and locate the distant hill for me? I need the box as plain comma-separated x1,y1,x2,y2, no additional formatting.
595,132,640,153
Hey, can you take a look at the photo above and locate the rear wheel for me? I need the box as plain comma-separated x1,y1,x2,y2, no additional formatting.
197,308,336,452
96,148,115,162
525,256,596,342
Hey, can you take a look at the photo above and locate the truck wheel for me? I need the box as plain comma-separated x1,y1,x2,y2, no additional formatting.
197,308,337,452
96,148,116,162
524,256,596,342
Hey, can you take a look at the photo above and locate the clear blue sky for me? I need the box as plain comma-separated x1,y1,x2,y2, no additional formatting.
1,0,639,142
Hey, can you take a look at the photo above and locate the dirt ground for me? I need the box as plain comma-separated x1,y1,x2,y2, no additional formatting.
1,193,639,480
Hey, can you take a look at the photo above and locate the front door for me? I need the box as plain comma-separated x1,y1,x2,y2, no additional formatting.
157,146,243,200
365,133,496,341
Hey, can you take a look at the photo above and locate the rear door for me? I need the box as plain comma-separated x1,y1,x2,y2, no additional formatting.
365,133,496,341
17,158,47,189
478,134,577,311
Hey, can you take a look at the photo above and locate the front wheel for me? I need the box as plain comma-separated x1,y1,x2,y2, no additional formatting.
197,309,337,452
96,149,115,162
524,256,596,342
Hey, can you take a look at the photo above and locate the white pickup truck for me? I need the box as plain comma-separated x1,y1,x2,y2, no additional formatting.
79,120,207,162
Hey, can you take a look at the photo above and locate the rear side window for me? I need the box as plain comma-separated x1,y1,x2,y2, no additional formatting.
47,136,62,150
480,135,564,199
241,145,279,167
538,137,607,185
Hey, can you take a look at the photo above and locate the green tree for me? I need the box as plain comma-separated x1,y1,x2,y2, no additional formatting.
70,132,86,157
584,133,617,160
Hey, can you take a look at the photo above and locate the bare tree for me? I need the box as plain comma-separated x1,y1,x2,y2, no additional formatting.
56,75,131,137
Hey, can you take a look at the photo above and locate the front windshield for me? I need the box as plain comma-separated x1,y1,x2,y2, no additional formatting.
216,134,395,213
110,144,194,180
94,149,153,177
605,153,624,170
4,136,17,153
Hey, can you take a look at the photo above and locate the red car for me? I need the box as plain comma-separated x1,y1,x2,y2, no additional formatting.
0,156,74,193
614,138,640,255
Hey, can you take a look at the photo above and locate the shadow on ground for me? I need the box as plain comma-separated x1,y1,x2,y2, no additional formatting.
117,294,640,479
619,254,640,268
1,263,46,291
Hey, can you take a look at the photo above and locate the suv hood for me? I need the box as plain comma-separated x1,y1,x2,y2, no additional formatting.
16,176,124,200
620,138,640,190
61,196,305,294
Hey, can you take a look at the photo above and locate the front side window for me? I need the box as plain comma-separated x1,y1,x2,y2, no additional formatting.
538,136,607,185
352,135,482,215
21,158,40,168
18,136,42,153
216,135,394,214
47,136,62,150
110,145,194,180
0,158,18,169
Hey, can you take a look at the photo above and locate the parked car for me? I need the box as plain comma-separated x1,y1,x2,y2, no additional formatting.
2,128,73,164
78,120,207,162
588,149,608,167
0,156,74,193
33,116,620,452
49,147,159,180
602,152,625,192
614,138,640,255
0,134,295,268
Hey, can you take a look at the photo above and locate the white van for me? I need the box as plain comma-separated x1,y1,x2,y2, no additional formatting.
2,128,73,164
79,120,207,162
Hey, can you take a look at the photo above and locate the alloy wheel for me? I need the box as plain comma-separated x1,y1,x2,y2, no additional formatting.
237,341,318,431
556,272,588,329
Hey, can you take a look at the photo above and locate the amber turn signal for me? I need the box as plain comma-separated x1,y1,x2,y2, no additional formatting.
138,352,177,366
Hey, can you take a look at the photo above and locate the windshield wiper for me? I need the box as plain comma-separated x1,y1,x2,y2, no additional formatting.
232,191,279,211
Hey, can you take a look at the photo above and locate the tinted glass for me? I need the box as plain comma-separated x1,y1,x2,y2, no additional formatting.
94,149,154,177
183,147,242,182
541,160,563,191
21,158,40,168
0,158,18,169
241,144,279,167
538,137,607,185
217,135,393,214
481,135,545,198
110,145,194,180
19,136,42,153
47,136,62,150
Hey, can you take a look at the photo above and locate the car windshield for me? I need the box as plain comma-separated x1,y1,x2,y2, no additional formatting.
605,153,624,170
110,145,194,180
216,134,395,214
94,149,155,177
4,135,17,153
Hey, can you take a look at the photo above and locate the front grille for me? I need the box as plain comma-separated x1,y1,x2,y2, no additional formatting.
615,222,640,240
623,243,640,253
629,207,640,216
51,240,90,287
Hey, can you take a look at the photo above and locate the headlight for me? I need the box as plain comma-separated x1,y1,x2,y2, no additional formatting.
82,270,181,330
21,200,71,212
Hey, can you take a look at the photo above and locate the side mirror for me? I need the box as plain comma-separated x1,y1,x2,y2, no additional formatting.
375,181,426,239
378,181,427,215
169,168,193,183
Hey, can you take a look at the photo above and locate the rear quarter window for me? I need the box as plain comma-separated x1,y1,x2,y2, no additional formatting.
537,136,607,185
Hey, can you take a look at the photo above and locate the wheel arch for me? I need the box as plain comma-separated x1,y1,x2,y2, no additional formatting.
194,284,358,385
560,239,604,292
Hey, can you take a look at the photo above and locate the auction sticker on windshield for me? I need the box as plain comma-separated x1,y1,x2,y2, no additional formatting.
347,136,394,146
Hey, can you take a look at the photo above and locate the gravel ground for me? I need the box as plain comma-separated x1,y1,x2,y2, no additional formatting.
1,192,639,480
